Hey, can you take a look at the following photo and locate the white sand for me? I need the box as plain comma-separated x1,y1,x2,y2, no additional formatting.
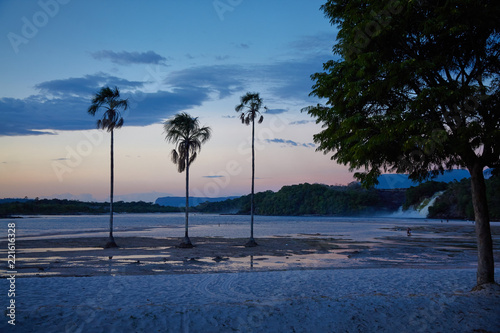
2,268,499,332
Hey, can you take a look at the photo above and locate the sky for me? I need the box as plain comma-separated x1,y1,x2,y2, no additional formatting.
0,0,355,202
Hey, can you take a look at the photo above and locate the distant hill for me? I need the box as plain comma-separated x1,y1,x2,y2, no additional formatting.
155,196,239,207
375,169,492,189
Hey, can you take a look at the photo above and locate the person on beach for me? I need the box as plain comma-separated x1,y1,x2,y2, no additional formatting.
407,227,412,237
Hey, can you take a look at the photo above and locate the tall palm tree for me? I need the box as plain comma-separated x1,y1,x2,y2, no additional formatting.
235,92,266,247
88,86,128,248
164,112,211,248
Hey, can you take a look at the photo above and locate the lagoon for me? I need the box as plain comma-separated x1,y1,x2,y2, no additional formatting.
2,213,487,242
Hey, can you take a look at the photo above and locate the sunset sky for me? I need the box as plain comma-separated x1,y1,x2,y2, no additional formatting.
0,0,357,202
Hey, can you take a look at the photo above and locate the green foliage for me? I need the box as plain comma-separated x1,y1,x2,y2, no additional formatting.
403,181,449,210
305,0,500,186
195,183,403,216
429,176,500,220
0,199,181,216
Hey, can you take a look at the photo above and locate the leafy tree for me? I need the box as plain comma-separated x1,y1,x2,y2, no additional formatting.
164,113,211,248
235,92,266,247
88,86,128,248
305,0,500,286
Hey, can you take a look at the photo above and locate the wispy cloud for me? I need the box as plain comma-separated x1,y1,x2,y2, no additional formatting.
265,138,315,148
91,50,168,65
35,73,144,98
288,32,337,55
289,120,314,125
265,108,287,115
165,65,249,99
215,55,231,61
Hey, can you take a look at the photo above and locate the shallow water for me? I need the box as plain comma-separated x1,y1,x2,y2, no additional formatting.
1,213,490,242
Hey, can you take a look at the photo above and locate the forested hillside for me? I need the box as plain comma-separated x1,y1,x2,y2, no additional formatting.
195,183,405,216
428,176,500,220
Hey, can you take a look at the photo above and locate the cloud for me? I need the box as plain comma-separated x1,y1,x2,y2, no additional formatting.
162,55,323,103
265,138,315,148
0,95,93,135
215,55,231,61
165,65,249,99
35,73,145,98
265,108,287,115
0,33,332,136
203,175,225,178
124,87,209,126
259,54,330,102
288,33,337,55
0,75,210,136
91,50,168,65
290,120,314,125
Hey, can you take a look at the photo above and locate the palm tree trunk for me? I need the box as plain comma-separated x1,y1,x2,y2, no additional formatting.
246,117,257,247
105,129,118,248
469,162,495,287
180,141,193,248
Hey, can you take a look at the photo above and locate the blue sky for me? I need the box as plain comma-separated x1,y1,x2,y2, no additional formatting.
0,0,354,201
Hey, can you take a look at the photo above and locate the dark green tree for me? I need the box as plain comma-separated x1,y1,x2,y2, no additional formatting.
164,113,211,248
305,0,499,287
88,86,128,248
236,92,266,247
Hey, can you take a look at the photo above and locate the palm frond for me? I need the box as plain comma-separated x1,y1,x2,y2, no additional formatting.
188,152,197,166
171,149,179,165
88,86,127,132
164,112,212,173
235,92,266,125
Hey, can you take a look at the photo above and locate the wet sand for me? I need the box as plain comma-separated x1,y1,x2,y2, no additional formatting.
4,223,498,277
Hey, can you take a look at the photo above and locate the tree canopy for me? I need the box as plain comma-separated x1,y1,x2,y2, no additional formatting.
306,0,499,185
305,0,500,286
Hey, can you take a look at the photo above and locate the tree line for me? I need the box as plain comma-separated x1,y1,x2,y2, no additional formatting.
0,199,180,217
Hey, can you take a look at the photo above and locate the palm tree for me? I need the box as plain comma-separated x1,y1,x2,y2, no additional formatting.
164,112,211,248
88,86,128,248
235,92,266,247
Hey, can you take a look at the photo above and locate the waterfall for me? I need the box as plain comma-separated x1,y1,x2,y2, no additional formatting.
392,191,444,218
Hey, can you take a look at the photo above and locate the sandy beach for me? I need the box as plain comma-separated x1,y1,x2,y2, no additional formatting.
1,221,499,332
